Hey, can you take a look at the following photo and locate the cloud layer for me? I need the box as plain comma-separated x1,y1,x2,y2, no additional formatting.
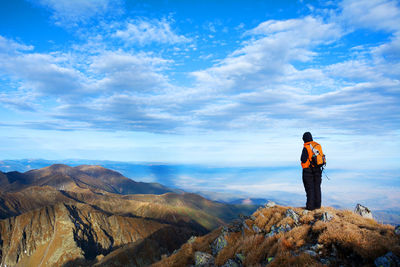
0,0,399,136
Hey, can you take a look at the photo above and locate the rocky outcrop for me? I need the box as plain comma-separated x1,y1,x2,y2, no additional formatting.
153,205,400,267
194,251,214,266
354,203,373,219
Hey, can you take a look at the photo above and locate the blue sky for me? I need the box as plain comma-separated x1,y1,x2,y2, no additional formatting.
0,0,399,169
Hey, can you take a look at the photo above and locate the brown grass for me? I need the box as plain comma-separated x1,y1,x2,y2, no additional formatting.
152,206,400,267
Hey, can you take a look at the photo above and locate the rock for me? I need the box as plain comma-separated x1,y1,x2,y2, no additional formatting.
354,204,373,219
302,210,309,215
265,224,291,238
304,250,318,257
395,225,400,235
194,251,215,266
310,243,323,251
227,219,243,233
250,215,257,221
242,221,251,231
321,212,334,222
285,209,300,224
222,259,240,267
187,236,197,244
252,224,262,234
374,251,400,267
211,234,228,255
265,200,276,208
235,253,245,264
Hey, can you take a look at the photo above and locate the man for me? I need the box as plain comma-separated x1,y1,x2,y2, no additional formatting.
301,132,323,210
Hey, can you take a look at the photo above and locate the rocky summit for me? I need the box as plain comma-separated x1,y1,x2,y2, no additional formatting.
152,204,400,267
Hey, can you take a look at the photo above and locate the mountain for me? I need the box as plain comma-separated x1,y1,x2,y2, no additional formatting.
0,164,258,266
152,204,400,267
0,164,173,195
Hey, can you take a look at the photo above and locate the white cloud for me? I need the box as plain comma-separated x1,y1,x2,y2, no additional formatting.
89,51,172,93
339,0,400,33
191,16,342,92
32,0,122,26
113,18,191,45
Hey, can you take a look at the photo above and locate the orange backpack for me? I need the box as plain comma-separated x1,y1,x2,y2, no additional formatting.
302,141,326,168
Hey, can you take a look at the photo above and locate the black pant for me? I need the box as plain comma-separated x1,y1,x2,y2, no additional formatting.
302,167,322,210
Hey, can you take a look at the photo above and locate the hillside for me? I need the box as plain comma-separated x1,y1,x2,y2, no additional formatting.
0,202,194,267
0,164,172,195
152,203,400,267
0,164,258,266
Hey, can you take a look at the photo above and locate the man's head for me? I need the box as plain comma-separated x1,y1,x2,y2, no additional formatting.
303,132,313,143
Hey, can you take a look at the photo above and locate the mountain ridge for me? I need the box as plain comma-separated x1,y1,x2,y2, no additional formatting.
0,164,258,266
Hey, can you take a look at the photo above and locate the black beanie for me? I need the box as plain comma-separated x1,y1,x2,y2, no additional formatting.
303,132,313,143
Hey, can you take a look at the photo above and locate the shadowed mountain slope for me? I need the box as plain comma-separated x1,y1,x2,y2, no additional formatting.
0,202,195,267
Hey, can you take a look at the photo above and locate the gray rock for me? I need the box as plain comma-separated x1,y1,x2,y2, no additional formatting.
310,243,323,251
285,209,300,224
374,251,400,267
354,203,373,219
265,200,276,208
395,225,400,235
194,251,215,266
211,234,228,255
304,250,318,257
265,224,291,238
321,212,334,222
252,224,262,234
222,259,240,267
242,221,251,231
227,219,243,233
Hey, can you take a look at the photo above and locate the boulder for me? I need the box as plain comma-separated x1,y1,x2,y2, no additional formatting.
194,251,215,266
354,204,373,219
265,200,276,208
285,209,300,224
321,212,334,222
211,233,228,255
374,251,400,267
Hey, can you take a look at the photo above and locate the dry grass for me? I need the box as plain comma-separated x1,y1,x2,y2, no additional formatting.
152,205,400,267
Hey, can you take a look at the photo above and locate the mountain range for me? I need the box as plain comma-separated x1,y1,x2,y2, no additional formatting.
0,164,257,266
